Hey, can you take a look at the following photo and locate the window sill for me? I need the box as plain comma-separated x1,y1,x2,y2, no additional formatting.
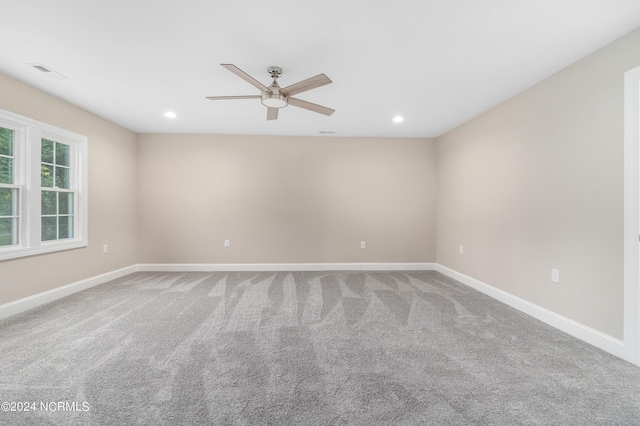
0,240,88,262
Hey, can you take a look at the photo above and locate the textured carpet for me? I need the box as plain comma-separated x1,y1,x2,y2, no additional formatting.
0,270,639,425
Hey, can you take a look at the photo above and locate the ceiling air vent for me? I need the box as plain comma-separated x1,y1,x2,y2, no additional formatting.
27,63,67,79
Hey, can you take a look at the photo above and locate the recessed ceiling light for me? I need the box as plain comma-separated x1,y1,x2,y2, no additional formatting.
164,111,177,119
393,115,404,123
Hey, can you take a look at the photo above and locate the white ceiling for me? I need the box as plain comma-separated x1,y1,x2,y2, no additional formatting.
1,1,640,138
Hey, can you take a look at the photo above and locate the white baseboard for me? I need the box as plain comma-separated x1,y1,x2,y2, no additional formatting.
435,264,628,362
0,265,139,321
137,262,437,272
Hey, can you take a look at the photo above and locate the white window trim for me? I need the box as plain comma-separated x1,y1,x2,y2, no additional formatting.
0,109,88,261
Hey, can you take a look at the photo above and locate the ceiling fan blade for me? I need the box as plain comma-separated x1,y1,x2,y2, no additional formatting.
288,97,335,116
221,64,272,93
280,74,332,97
206,95,261,100
266,107,279,120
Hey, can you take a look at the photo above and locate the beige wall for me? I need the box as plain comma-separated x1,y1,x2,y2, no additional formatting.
137,134,436,264
0,73,138,305
436,27,640,340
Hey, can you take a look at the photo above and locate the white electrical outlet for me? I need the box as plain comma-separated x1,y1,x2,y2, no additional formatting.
360,241,366,249
459,246,464,255
103,244,108,254
224,239,230,248
552,269,560,283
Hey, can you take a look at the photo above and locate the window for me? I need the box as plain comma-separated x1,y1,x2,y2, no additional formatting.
0,126,18,247
0,109,87,261
41,138,75,241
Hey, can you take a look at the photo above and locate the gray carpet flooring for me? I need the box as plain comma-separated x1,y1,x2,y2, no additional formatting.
0,270,639,425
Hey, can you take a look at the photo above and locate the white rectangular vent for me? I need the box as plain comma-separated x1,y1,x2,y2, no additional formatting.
27,63,67,80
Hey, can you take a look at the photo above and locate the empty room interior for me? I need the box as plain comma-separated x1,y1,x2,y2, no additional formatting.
1,1,640,424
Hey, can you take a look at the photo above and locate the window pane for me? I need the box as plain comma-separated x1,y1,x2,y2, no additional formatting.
41,164,53,187
55,167,69,189
58,192,73,215
42,216,57,241
0,127,13,156
0,188,18,216
0,156,12,184
59,215,73,239
41,139,54,164
0,217,17,246
55,143,70,166
41,191,57,215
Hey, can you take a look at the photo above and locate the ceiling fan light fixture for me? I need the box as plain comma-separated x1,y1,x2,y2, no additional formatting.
261,92,287,108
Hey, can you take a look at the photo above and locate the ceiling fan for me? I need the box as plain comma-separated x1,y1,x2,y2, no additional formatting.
206,64,335,120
